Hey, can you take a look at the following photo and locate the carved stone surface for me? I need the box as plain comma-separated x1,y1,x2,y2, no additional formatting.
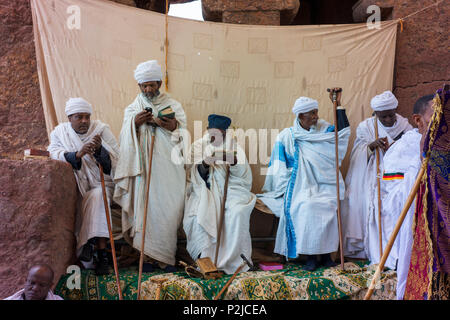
202,0,300,25
0,159,78,299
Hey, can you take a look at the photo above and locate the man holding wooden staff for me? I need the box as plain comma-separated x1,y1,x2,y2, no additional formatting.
342,90,412,263
183,115,256,275
113,60,187,273
47,97,120,275
257,92,350,271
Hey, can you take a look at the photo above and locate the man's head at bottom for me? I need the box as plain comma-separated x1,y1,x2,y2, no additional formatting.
23,264,54,300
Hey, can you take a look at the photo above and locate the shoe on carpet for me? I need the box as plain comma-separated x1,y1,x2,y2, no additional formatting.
303,255,317,272
95,250,111,276
79,243,94,262
319,254,338,268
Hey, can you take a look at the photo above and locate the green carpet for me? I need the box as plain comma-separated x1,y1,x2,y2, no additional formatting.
55,261,397,300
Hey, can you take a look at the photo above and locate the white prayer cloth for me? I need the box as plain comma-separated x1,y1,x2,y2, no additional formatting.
3,288,63,300
183,134,256,274
292,97,319,115
65,97,93,116
380,129,421,299
47,120,120,253
258,118,350,258
134,60,163,84
341,114,412,261
113,92,186,266
370,90,398,111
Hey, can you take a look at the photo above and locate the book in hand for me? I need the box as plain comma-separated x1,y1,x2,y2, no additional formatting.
158,106,176,119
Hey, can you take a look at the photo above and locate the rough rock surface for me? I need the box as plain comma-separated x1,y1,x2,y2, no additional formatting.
0,0,48,160
0,159,77,299
202,0,300,25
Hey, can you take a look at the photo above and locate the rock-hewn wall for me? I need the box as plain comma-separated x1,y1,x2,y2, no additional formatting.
0,159,77,299
0,0,48,160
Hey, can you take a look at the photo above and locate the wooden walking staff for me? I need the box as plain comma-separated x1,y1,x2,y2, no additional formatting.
214,164,231,267
373,116,383,259
137,125,156,300
327,87,345,271
364,161,427,300
97,161,123,300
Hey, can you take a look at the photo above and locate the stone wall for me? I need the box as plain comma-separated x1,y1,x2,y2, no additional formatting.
0,0,48,160
0,159,78,299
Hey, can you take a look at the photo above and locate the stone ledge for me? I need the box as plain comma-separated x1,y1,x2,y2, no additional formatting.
0,159,78,299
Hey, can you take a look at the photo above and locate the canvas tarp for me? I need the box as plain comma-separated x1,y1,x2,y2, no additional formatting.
31,0,397,192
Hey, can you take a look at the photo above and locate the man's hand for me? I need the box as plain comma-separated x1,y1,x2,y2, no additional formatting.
222,153,238,166
155,117,178,132
135,110,154,128
369,137,389,152
76,134,102,159
328,87,342,106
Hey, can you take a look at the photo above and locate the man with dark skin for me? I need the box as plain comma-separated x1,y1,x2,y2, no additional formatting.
134,81,178,132
48,97,120,275
4,264,63,300
114,60,187,272
368,108,398,153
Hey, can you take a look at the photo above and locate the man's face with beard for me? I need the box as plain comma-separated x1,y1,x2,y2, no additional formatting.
139,81,162,101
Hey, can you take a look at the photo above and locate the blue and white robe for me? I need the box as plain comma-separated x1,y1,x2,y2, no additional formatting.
258,118,350,258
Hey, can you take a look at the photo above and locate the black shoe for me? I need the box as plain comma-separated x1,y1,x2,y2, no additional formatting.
163,265,178,273
79,243,94,262
95,250,110,276
320,254,338,268
303,255,317,272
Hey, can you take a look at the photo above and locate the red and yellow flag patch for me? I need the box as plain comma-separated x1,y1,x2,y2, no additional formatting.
382,172,405,180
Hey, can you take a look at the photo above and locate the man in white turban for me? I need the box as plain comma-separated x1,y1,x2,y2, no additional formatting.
257,89,351,271
341,90,413,265
47,97,120,275
113,60,187,272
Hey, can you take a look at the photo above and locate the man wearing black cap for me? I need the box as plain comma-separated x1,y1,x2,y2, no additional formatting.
183,114,256,274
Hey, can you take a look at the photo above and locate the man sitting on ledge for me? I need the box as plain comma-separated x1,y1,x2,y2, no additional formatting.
47,97,120,275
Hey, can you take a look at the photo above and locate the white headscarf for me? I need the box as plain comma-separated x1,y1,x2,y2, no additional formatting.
134,60,163,84
370,90,398,111
65,97,93,116
292,96,319,115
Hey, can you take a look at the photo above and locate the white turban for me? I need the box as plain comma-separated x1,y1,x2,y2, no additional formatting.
134,60,163,84
292,96,319,115
65,97,93,116
370,90,398,111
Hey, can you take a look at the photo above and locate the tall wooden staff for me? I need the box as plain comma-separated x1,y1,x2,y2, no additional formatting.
214,164,231,267
97,161,123,300
373,116,383,259
327,87,345,271
137,125,156,300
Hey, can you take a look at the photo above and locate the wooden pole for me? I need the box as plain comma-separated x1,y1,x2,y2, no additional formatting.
137,127,156,300
364,162,426,300
98,162,123,300
374,116,383,260
214,165,231,267
214,262,245,300
328,88,345,271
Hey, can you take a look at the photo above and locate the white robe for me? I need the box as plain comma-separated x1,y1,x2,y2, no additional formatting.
341,114,412,261
113,93,186,266
47,120,120,254
380,129,421,299
183,135,256,274
3,288,63,300
258,119,350,258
